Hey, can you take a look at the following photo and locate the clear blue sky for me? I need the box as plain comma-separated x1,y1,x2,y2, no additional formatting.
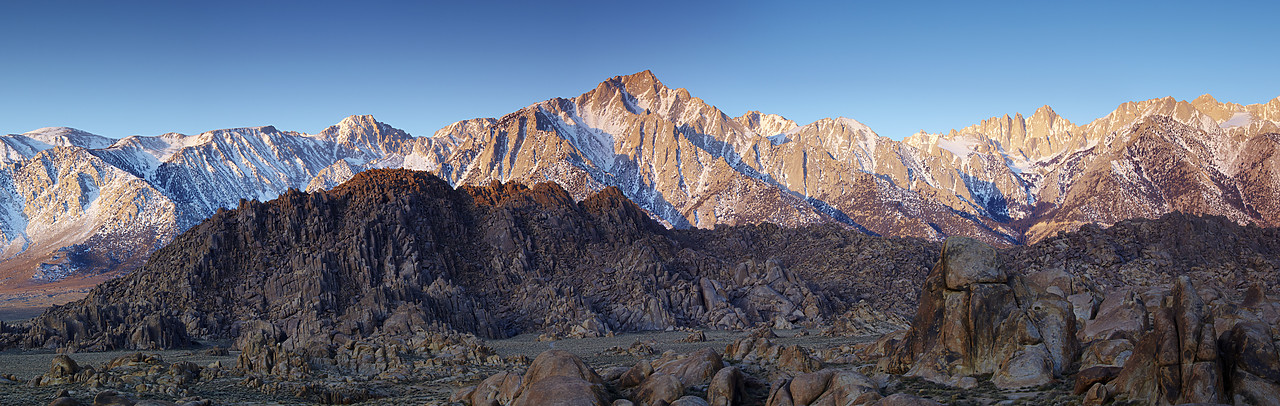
3,1,1278,140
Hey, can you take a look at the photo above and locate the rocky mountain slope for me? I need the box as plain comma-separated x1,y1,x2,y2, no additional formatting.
3,170,1278,405
5,170,1277,349
2,169,940,352
0,117,412,290
2,70,1279,296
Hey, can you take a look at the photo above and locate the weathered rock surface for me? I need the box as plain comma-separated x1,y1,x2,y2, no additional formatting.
1104,276,1280,405
881,236,1078,389
634,373,683,406
508,350,609,406
0,170,940,379
724,337,822,375
1220,321,1280,405
706,366,746,406
762,369,878,406
652,348,724,387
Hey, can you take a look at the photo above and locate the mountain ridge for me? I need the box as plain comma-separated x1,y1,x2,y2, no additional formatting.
2,70,1279,305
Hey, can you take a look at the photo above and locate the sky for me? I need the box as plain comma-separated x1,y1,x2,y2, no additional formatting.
3,0,1279,141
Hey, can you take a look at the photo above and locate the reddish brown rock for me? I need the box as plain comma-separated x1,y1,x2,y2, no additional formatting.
522,350,604,387
1082,382,1109,406
653,348,724,387
1220,321,1280,406
634,373,683,406
1109,278,1228,405
1074,366,1122,395
706,367,746,406
1081,289,1148,343
619,360,654,389
882,237,1077,389
511,375,609,406
468,371,521,406
764,369,877,406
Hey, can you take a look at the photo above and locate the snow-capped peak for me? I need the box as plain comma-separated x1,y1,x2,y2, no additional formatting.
20,127,113,149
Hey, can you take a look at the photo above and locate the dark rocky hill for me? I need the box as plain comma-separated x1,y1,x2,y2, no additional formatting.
4,169,1280,405
0,169,941,353
5,169,1279,357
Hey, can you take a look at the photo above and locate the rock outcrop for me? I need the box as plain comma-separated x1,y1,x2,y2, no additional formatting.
763,369,879,406
881,236,1078,389
1106,276,1280,405
0,170,938,376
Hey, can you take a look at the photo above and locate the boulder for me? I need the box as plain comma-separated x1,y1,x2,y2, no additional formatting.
706,367,746,406
653,348,723,387
1073,366,1122,395
92,391,135,406
620,360,654,388
522,350,604,386
50,355,81,377
764,369,878,406
511,375,609,406
763,378,793,406
669,396,710,406
941,237,1005,290
469,370,521,406
1081,289,1148,343
775,345,821,373
788,370,834,405
1108,278,1228,405
1082,383,1109,406
992,343,1055,388
484,349,610,406
634,373,683,406
1220,321,1280,405
600,366,630,382
1026,268,1076,297
1081,339,1135,368
1068,292,1100,326
815,370,879,404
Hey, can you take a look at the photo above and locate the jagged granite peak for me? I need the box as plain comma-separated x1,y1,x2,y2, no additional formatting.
1190,93,1247,122
313,114,414,158
0,127,114,163
735,110,798,137
20,127,114,149
913,104,1081,161
5,70,1280,304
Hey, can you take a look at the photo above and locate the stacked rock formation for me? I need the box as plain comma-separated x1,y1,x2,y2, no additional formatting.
880,236,1078,389
1085,277,1280,405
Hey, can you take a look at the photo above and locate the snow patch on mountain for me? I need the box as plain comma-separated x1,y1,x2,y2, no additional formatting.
540,106,618,172
936,138,981,157
1220,112,1253,128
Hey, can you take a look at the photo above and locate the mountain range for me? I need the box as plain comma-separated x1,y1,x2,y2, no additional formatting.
2,70,1279,300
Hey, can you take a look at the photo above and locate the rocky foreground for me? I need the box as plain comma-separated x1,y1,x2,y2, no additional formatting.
446,237,1280,406
0,169,1278,405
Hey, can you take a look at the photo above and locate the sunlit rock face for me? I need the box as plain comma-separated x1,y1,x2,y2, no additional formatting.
3,70,1280,286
